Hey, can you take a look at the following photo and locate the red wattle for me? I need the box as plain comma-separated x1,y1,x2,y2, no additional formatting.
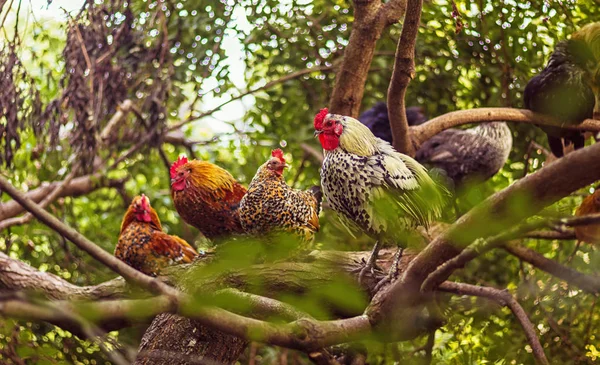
172,178,186,191
319,133,339,151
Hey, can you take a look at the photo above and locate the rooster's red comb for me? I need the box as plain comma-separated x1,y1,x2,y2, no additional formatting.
170,155,188,179
271,149,285,162
314,108,328,129
140,194,150,208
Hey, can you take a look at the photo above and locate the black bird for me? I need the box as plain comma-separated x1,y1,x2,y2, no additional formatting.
358,102,428,143
524,22,600,157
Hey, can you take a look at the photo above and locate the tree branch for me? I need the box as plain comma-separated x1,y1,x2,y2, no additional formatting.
367,141,600,336
0,251,127,300
410,108,600,149
0,174,128,222
329,0,408,116
421,212,598,292
387,0,422,155
438,282,549,365
0,174,181,300
502,242,600,294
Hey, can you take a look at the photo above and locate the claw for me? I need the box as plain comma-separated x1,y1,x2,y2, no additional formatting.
373,247,404,292
352,241,383,286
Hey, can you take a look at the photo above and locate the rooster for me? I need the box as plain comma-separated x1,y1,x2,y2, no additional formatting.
524,22,600,157
313,108,447,287
170,155,247,240
574,189,600,245
115,194,198,276
239,149,322,247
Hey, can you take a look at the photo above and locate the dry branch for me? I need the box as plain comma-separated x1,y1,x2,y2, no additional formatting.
0,251,127,300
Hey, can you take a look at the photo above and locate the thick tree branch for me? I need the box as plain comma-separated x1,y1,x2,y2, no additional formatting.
421,213,600,292
410,108,600,149
0,251,127,300
387,0,422,155
0,174,128,221
329,0,407,116
439,282,549,365
367,141,600,336
503,242,600,294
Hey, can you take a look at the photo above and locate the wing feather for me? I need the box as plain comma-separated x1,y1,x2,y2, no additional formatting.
150,231,198,263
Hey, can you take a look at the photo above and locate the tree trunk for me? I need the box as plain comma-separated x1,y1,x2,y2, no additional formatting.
135,314,247,365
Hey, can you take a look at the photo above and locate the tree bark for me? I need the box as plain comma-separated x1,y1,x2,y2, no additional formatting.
328,0,407,117
387,0,422,155
135,314,247,365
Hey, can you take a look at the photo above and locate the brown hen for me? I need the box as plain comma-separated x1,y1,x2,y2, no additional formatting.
115,194,198,276
170,155,247,240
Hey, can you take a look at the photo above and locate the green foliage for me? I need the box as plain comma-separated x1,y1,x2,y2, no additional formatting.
1,0,599,364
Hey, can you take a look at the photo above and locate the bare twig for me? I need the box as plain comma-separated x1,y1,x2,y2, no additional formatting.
439,282,549,365
502,242,600,294
169,66,334,132
300,143,324,164
523,230,576,240
100,99,134,143
422,211,598,292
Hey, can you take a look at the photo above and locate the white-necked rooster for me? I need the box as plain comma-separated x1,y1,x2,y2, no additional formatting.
314,108,447,288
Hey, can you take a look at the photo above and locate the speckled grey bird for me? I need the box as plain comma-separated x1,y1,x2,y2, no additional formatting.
415,122,513,190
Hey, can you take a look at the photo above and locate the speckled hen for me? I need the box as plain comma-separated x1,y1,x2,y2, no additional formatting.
170,156,247,240
239,149,322,246
314,108,447,286
115,194,198,276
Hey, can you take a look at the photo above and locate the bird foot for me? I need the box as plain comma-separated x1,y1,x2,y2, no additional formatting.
351,241,384,286
373,247,404,292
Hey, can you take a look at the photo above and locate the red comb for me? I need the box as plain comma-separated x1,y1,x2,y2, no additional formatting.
314,108,328,129
271,149,285,162
170,155,188,179
140,194,150,209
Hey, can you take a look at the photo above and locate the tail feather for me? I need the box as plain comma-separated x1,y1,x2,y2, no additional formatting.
308,185,323,213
